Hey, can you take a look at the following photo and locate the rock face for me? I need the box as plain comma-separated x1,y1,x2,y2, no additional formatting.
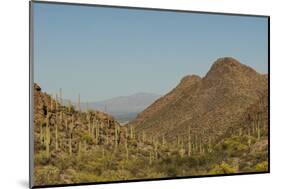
129,57,268,142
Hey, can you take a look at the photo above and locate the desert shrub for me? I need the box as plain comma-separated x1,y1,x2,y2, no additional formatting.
209,162,236,174
185,156,201,168
72,171,100,183
254,161,268,172
220,137,249,157
34,165,60,185
53,153,73,171
34,151,50,166
80,132,94,145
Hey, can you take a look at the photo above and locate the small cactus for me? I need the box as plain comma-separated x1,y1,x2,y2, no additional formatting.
162,135,165,146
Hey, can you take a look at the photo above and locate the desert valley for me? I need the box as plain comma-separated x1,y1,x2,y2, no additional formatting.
33,57,268,186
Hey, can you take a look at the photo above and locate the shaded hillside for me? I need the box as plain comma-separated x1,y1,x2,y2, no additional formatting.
129,57,268,144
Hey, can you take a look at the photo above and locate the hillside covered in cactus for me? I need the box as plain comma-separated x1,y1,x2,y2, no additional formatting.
33,57,269,186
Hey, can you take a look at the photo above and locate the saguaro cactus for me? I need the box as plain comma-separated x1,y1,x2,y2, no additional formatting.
78,141,82,158
199,137,203,155
130,126,134,140
65,119,68,131
162,135,165,146
149,151,153,165
50,94,53,111
247,127,252,146
257,114,261,140
68,138,72,156
114,125,118,149
59,88,62,104
45,113,51,158
55,123,58,151
239,128,243,136
45,127,51,158
154,143,158,160
60,112,63,125
142,131,146,143
68,115,75,155
177,136,181,148
105,133,109,145
188,126,192,156
40,120,43,145
55,94,58,110
68,100,72,113
78,94,81,112
208,137,212,153
88,121,91,135
125,138,129,160
96,125,99,144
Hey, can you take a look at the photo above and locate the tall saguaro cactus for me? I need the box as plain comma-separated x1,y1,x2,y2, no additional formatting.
96,125,99,144
50,94,53,111
69,138,72,156
45,113,51,158
78,141,82,158
188,126,192,156
55,94,58,110
78,94,81,112
130,126,134,140
39,120,43,145
114,125,118,149
55,123,58,151
68,115,75,155
60,112,63,125
162,135,166,146
68,100,72,113
149,151,153,165
247,127,252,147
142,131,146,143
124,138,129,160
59,88,62,104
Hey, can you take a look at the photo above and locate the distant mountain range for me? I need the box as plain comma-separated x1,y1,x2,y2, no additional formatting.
80,93,161,123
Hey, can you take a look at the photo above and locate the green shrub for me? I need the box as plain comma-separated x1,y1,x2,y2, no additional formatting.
209,162,236,174
34,165,60,185
34,151,50,166
255,161,268,172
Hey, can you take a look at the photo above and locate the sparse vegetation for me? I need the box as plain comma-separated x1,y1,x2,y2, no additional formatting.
33,58,268,186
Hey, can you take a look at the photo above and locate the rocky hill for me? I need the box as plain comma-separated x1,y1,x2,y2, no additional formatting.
129,57,268,145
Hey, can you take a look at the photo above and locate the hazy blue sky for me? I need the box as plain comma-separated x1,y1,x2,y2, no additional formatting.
33,2,268,102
